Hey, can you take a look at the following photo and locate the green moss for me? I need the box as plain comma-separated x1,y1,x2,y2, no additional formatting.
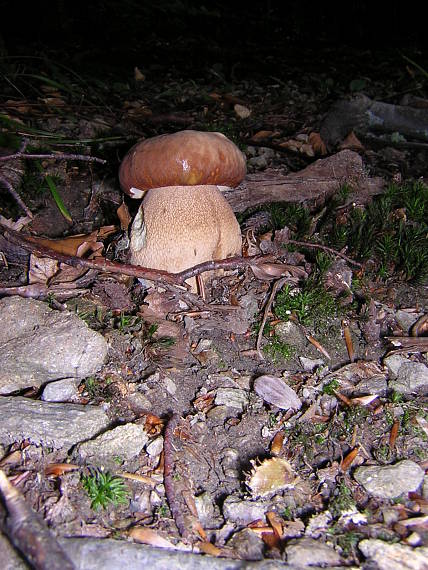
263,334,295,362
82,469,129,510
324,181,428,282
274,282,339,332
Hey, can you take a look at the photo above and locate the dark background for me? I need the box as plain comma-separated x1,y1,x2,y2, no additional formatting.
1,1,426,80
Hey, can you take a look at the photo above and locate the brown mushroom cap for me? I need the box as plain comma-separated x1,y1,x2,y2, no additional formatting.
119,130,246,198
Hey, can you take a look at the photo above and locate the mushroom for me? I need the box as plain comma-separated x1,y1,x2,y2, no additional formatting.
119,130,246,291
119,130,246,198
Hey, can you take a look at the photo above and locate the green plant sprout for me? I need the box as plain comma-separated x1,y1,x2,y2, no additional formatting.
82,469,129,510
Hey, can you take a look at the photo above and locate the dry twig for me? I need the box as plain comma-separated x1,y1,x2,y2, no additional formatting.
0,469,75,570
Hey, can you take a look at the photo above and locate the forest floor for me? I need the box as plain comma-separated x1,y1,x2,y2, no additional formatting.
0,40,427,569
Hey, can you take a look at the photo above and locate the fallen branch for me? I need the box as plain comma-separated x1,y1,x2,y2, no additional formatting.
0,469,75,570
0,151,106,165
1,222,363,291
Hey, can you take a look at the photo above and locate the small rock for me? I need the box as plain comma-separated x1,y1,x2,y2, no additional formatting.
163,377,177,396
222,496,271,525
285,537,343,567
395,310,423,333
194,492,218,527
146,436,164,458
354,374,388,396
0,297,107,394
206,405,230,423
75,423,149,469
254,375,302,411
359,538,428,570
354,460,424,499
384,353,408,378
299,357,324,372
389,361,428,395
248,155,268,169
0,396,110,450
226,529,264,561
41,378,81,402
275,320,307,349
214,388,249,411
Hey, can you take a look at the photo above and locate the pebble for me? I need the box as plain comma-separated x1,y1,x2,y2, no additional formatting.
285,538,343,567
359,538,428,570
41,378,81,402
75,423,149,469
354,460,424,499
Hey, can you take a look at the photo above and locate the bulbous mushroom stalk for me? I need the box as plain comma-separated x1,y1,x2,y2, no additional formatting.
119,130,246,291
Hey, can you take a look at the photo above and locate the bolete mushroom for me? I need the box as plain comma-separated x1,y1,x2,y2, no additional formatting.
119,130,246,198
119,130,246,290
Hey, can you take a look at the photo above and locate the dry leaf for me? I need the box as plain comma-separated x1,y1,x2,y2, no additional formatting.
340,447,360,471
198,542,222,556
389,420,400,449
129,527,176,549
250,130,277,142
117,202,132,231
339,131,364,151
45,463,80,477
270,431,285,456
308,132,327,155
27,231,106,257
28,255,59,284
266,511,284,538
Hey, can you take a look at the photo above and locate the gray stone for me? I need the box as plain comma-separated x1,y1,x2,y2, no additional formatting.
75,424,149,469
354,460,424,499
395,310,423,334
275,320,307,349
214,388,249,411
2,533,354,570
222,496,271,525
145,436,164,458
299,357,325,372
226,528,264,561
286,538,343,567
359,538,428,570
354,374,388,396
389,361,428,395
383,353,408,378
41,378,81,402
0,297,108,394
0,396,110,449
194,491,218,527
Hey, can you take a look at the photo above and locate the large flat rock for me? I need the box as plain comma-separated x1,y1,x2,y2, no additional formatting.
0,396,110,449
0,296,108,394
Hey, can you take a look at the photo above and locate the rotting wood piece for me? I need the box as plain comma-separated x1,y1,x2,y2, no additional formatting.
223,150,385,213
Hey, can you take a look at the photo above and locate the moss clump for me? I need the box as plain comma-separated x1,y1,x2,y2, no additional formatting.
325,181,428,282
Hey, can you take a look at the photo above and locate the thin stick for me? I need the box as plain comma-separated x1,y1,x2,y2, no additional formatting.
0,151,106,164
0,174,33,218
255,277,288,358
287,239,363,268
0,469,75,570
